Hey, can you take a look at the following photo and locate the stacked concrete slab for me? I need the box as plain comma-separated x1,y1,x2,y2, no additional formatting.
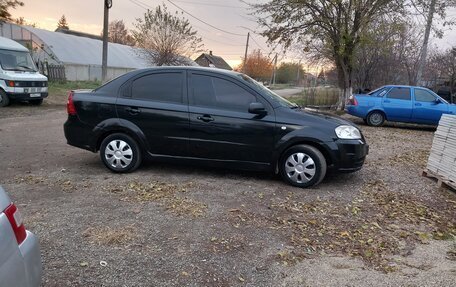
427,114,456,184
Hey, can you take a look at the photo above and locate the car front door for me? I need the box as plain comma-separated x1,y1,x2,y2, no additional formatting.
412,88,449,124
382,87,413,122
116,71,189,156
188,72,276,164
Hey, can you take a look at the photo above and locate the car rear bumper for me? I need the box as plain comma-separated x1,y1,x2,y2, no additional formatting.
326,139,369,172
345,105,365,118
64,116,98,152
19,231,42,287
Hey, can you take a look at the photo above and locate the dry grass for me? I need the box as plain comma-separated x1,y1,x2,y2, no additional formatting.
105,181,207,218
82,226,136,246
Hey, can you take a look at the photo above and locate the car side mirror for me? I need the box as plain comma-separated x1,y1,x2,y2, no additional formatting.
249,102,267,115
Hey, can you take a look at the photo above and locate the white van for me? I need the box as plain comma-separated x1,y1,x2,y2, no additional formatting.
0,36,48,107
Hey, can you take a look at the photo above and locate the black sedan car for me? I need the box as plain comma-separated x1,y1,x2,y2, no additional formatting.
64,67,368,188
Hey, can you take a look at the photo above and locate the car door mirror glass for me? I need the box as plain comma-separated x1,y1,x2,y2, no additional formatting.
249,102,267,115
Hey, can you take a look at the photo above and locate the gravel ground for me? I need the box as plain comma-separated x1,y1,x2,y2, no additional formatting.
0,104,455,287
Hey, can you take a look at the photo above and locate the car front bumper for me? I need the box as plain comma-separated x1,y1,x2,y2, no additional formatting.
7,92,48,100
326,138,369,172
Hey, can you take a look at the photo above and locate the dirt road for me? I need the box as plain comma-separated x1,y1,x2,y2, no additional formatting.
0,105,455,286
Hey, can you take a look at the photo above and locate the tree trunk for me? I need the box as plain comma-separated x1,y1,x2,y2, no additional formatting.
416,0,437,85
336,59,352,111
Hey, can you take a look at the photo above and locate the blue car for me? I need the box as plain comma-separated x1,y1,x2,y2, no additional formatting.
346,85,456,126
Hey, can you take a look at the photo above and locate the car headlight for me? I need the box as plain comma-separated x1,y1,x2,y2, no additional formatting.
335,125,361,139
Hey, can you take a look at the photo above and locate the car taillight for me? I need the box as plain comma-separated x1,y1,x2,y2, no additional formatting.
67,91,77,115
348,95,358,106
4,204,27,245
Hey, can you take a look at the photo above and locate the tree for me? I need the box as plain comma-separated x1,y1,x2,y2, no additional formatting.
14,16,36,27
132,4,203,66
0,0,23,22
411,0,456,84
276,62,304,84
236,49,273,82
57,15,69,30
105,20,135,46
252,0,403,110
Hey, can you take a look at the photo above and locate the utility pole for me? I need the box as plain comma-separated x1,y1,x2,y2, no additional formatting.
296,60,301,85
242,32,250,73
416,0,436,86
270,53,278,86
102,0,112,83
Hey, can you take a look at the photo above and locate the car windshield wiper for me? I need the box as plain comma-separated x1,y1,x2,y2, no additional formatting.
15,65,37,72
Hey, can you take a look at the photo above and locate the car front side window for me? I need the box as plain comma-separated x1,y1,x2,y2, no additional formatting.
191,74,256,112
415,89,436,102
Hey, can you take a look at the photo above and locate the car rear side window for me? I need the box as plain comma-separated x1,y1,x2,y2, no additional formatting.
386,87,411,100
132,73,184,104
415,89,436,102
191,74,256,112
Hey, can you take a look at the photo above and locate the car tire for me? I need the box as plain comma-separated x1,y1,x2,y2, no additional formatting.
100,133,142,173
367,111,385,127
0,90,10,107
29,99,43,106
279,144,327,188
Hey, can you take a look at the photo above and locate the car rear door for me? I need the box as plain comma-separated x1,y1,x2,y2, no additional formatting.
116,70,190,156
412,88,449,124
187,71,276,164
382,87,413,122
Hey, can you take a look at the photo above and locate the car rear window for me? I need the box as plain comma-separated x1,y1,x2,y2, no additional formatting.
386,87,411,100
132,72,184,104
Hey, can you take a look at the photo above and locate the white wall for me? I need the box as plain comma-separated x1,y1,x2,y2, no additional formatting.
64,64,135,81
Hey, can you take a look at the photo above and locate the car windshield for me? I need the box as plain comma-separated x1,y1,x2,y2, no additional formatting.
0,49,37,72
237,74,297,108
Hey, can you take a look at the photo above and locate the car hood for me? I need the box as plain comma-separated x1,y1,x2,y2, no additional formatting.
281,107,358,128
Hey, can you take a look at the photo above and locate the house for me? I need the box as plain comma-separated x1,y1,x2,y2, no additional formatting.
194,51,232,70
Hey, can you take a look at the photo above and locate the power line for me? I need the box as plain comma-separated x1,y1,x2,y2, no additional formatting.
250,35,267,51
172,0,246,9
166,0,246,37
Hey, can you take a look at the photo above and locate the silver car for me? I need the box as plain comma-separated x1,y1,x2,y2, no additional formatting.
0,186,42,287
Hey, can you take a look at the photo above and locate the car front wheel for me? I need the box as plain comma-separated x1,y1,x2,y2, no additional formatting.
0,90,10,107
279,144,327,188
100,133,142,173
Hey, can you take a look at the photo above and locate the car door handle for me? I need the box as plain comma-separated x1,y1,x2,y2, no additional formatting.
383,100,391,103
415,103,422,106
125,107,140,115
197,115,214,122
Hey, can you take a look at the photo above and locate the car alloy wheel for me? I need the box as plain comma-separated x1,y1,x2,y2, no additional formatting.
100,133,142,173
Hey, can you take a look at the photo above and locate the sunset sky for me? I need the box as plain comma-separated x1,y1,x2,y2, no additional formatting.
10,0,456,71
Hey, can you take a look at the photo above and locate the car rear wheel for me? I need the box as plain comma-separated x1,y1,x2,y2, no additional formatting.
29,99,43,106
279,145,327,188
0,90,10,107
100,133,142,173
367,111,385,127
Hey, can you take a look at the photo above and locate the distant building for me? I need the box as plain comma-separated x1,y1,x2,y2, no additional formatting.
0,23,196,81
194,51,232,70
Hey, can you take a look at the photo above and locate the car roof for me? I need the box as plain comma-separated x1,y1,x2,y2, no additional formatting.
128,66,242,78
382,85,429,89
0,36,29,52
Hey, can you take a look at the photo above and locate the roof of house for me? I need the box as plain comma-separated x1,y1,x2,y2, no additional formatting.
9,24,197,69
195,52,232,70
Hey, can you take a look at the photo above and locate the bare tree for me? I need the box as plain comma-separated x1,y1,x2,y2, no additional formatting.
15,16,36,27
0,0,23,22
106,20,135,46
57,14,69,30
252,0,403,110
132,4,203,66
411,0,456,84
